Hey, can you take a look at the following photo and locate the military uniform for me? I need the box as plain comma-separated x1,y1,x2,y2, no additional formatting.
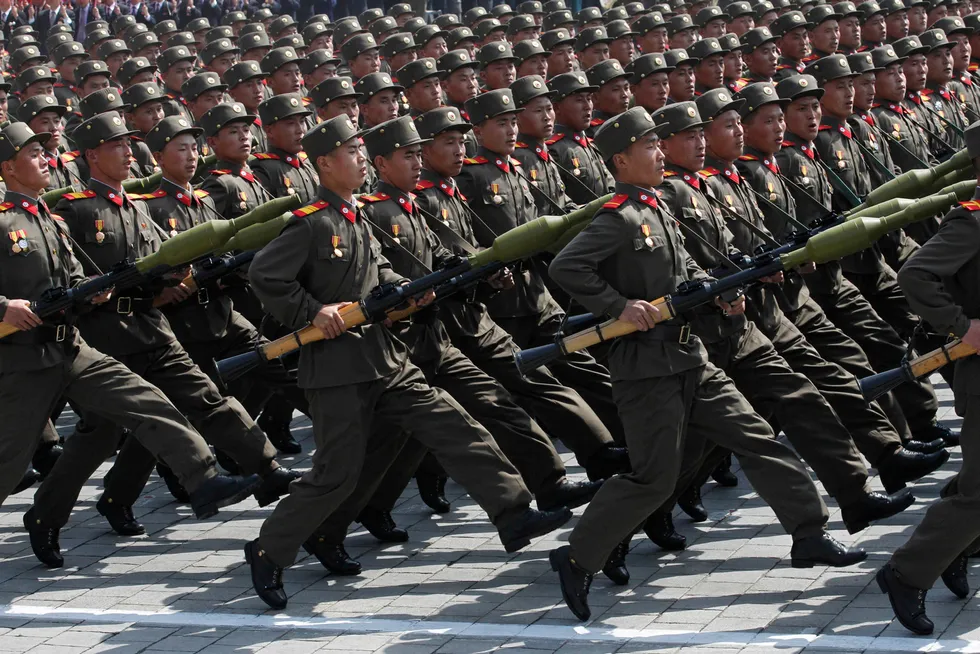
513,135,574,215
549,108,831,578
199,159,266,219
246,115,543,580
547,74,615,204
33,112,280,530
0,124,218,507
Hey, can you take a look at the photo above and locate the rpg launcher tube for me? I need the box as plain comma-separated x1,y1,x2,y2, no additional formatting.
847,149,969,215
934,179,976,200
220,213,293,253
845,198,914,220
859,340,976,401
227,195,302,233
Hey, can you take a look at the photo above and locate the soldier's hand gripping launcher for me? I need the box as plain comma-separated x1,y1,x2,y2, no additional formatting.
0,194,301,340
514,191,963,374
859,340,977,401
214,194,614,384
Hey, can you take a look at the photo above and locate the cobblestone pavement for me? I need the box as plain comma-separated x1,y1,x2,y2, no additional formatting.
0,376,975,654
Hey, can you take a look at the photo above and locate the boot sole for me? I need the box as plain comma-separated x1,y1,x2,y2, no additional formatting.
877,568,935,635
843,493,916,535
550,549,591,621
881,450,951,492
502,510,572,553
194,477,263,519
792,550,867,569
301,542,363,576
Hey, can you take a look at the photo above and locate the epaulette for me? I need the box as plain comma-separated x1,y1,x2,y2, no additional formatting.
210,169,231,175
464,156,488,165
515,141,529,148
142,189,168,199
663,171,677,177
510,157,521,166
416,180,436,190
292,200,329,216
51,213,64,221
251,153,279,160
360,192,390,202
302,97,312,106
54,81,65,88
298,152,308,160
589,117,605,126
700,167,720,177
970,61,979,72
127,193,148,201
62,190,96,200
0,202,13,212
738,154,759,161
602,193,628,209
193,189,209,199
958,200,980,211
60,150,79,163
545,134,564,145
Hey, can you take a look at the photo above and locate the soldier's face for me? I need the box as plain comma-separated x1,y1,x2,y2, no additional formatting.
704,109,744,161
351,49,382,78
268,115,307,154
423,37,449,60
482,60,517,90
31,112,63,152
375,144,422,192
838,16,861,47
128,70,156,86
695,54,725,90
821,77,854,118
669,28,697,50
618,132,664,187
80,75,111,96
579,42,610,69
862,14,886,43
106,52,131,77
445,66,480,103
517,54,549,79
363,89,400,126
668,64,695,101
809,20,839,53
728,16,754,37
927,6,947,25
785,95,821,140
157,133,199,185
903,53,927,90
555,90,593,130
743,104,785,154
230,78,265,111
89,137,134,183
639,27,669,52
324,97,359,123
23,81,54,100
7,142,50,192
390,50,418,73
474,113,519,154
406,77,443,113
517,95,555,139
271,63,303,95
209,53,238,77
609,35,635,65
747,43,779,77
662,127,705,171
853,72,876,110
876,63,907,101
423,130,467,177
320,139,367,191
165,60,194,90
128,101,165,134
702,19,727,38
779,28,810,60
190,89,225,120
633,72,669,111
908,6,927,33
58,55,86,82
885,11,909,40
926,47,954,84
724,50,743,79
548,45,576,75
210,121,252,163
951,33,972,70
594,77,631,114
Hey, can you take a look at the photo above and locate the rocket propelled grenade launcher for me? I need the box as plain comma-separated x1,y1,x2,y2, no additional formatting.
846,148,970,215
213,195,613,384
859,340,977,402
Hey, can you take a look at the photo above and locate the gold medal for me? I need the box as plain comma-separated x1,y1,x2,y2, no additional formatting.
491,182,502,205
17,238,28,252
441,208,450,225
645,236,654,247
725,195,733,205
837,159,846,169
331,234,342,258
769,193,777,201
392,224,401,244
334,248,343,257
239,202,248,210
573,168,581,176
11,242,20,254
492,195,503,204
96,231,105,243
641,224,652,247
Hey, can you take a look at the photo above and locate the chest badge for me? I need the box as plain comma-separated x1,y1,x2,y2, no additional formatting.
95,219,105,243
391,223,401,244
641,224,653,248
8,229,27,254
332,234,342,258
284,176,295,195
441,208,450,226
767,182,777,202
491,183,503,205
836,150,846,169
239,191,248,211
571,156,581,176
168,218,178,237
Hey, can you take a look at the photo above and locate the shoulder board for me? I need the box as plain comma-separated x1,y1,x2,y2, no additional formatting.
54,81,65,88
62,190,97,200
738,154,759,161
144,189,168,199
292,200,329,217
958,200,980,211
589,117,605,126
545,133,564,145
663,171,677,177
61,150,79,163
602,193,628,210
0,202,13,212
52,213,64,221
252,153,280,160
298,152,308,160
415,180,436,190
510,157,521,166
700,167,720,177
210,169,231,175
193,189,209,199
515,141,529,148
359,192,390,203
464,156,489,165
127,193,150,201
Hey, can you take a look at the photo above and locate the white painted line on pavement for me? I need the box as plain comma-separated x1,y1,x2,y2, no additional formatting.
3,603,979,652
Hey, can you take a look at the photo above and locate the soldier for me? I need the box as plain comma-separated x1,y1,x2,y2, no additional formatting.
66,89,146,182
739,26,780,83
883,0,911,42
837,1,864,53
399,57,443,115
438,50,481,159
697,5,730,38
512,76,573,215
116,57,156,91
475,18,507,47
547,106,864,623
355,72,403,129
508,13,541,43
200,38,239,79
877,121,980,636
897,35,959,158
548,72,615,204
131,32,163,67
919,28,970,147
514,38,549,78
224,61,269,155
478,41,519,91
157,46,196,125
727,2,756,37
575,25,612,71
0,122,261,550
121,83,165,178
606,19,638,67
382,33,418,77
629,52,673,113
447,26,479,60
301,50,341,92
908,0,931,34
859,1,888,51
342,33,382,82
719,33,748,93
261,47,304,97
30,112,297,556
543,29,576,77
97,39,132,89
690,37,729,94
665,49,697,103
668,13,699,49
242,113,573,610
586,59,631,136
806,5,843,61
937,16,980,121
238,31,273,65
772,13,812,81
182,71,226,143
416,25,449,61
310,77,360,124
251,93,319,204
51,41,86,112
15,96,80,190
199,103,266,220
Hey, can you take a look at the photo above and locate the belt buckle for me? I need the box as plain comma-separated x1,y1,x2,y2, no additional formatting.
679,324,691,345
55,324,67,342
197,288,209,305
117,296,132,315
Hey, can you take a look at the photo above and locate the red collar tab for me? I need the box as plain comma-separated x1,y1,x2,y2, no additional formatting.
635,190,658,208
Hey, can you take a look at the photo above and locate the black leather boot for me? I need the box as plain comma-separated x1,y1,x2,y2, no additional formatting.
244,539,287,610
303,536,362,575
941,553,969,599
497,506,572,553
536,477,603,511
156,463,190,503
32,442,63,479
602,537,631,586
96,497,145,536
190,474,262,519
790,533,867,568
253,467,302,507
357,506,408,543
550,545,593,621
24,507,63,568
711,454,738,487
416,471,450,513
877,564,933,635
13,468,40,494
644,510,686,551
584,444,630,481
258,404,301,455
878,448,949,494
840,489,914,534
678,483,707,522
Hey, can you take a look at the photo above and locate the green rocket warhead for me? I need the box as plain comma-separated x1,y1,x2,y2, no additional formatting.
926,165,974,195
468,193,613,267
220,212,293,252
934,179,977,199
134,218,240,271
846,148,970,215
228,195,303,233
41,186,73,206
845,198,914,220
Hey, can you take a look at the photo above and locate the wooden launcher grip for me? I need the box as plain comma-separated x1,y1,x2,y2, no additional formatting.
909,339,976,378
558,297,675,355
258,303,371,361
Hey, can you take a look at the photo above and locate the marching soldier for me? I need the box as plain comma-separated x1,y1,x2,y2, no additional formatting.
199,103,267,219
51,41,87,112
251,94,319,204
512,75,573,215
120,83,165,178
310,77,360,124
116,56,157,90
157,45,196,125
665,49,697,103
242,113,573,610
15,96,80,190
739,26,780,84
897,35,959,160
542,28,576,77
919,28,970,147
355,72,403,129
629,52,673,113
547,106,863,623
399,57,444,116
586,59,631,136
438,49,480,155
806,4,843,61
938,16,980,122
224,61,270,155
771,11,812,79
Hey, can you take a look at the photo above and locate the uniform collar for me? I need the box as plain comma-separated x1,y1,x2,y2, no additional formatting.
614,181,659,208
161,177,200,206
421,168,459,197
270,146,306,168
44,150,61,169
703,154,741,184
317,185,359,223
4,190,46,216
477,146,516,173
782,131,818,157
820,115,852,138
377,181,416,214
89,177,129,207
216,158,255,181
517,133,549,160
664,163,702,190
